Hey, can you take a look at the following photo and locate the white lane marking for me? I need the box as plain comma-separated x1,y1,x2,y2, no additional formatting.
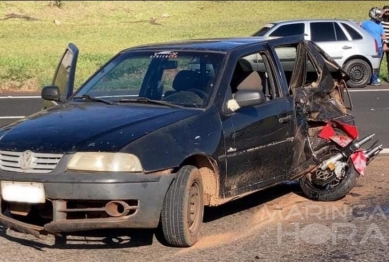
0,96,41,99
0,116,25,119
380,148,389,154
348,89,389,92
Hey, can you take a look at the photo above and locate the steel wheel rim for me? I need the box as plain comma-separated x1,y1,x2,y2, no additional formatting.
187,181,200,233
349,64,366,83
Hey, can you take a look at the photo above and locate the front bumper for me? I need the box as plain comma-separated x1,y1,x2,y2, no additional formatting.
0,170,175,237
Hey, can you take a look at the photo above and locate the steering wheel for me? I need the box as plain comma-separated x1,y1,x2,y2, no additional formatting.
186,88,208,99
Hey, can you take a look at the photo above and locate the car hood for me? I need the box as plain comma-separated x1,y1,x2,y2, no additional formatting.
0,102,201,153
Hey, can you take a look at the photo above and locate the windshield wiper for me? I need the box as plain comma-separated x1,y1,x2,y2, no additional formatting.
117,97,185,108
74,95,115,105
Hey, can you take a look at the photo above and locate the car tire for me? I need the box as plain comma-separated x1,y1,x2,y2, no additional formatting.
161,165,204,247
343,59,371,88
299,159,359,201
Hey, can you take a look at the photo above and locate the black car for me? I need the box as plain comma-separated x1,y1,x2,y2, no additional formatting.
0,36,382,247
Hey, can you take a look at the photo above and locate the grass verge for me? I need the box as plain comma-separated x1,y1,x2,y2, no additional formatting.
0,1,388,91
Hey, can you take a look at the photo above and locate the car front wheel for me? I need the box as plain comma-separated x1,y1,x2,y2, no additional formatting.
343,59,371,88
161,165,204,247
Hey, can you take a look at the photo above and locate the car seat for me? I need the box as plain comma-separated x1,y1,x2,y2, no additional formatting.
237,71,263,92
163,70,204,105
234,71,266,105
164,70,201,98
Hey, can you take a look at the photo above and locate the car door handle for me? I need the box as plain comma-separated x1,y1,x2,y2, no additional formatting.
342,45,352,50
279,114,293,124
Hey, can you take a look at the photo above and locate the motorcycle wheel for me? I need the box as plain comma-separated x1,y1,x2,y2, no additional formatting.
300,146,359,201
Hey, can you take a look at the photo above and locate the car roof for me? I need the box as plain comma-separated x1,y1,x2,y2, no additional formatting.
268,19,358,25
121,36,284,53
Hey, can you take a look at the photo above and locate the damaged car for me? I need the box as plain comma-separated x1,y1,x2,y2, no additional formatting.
0,35,383,247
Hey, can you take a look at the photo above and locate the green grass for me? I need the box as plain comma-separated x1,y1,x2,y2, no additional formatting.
0,1,388,91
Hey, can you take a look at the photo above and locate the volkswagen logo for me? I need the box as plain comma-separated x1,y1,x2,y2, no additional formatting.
19,150,35,170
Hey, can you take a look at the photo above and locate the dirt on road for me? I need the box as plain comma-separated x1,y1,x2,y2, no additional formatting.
0,156,388,262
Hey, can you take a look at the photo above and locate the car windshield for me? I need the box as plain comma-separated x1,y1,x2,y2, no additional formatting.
252,24,275,36
74,51,225,108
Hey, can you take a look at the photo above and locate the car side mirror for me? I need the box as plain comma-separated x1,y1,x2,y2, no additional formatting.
227,90,266,112
41,85,61,102
235,90,266,107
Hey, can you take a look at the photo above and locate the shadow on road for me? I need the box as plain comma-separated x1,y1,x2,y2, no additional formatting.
0,181,302,250
0,225,155,251
203,181,302,223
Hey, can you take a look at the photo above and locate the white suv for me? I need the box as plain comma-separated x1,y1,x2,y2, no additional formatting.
254,19,381,88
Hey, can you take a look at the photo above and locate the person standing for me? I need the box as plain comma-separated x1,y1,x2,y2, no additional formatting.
360,7,387,86
381,5,389,82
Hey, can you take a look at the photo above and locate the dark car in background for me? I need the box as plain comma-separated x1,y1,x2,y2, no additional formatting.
253,19,381,88
0,36,381,247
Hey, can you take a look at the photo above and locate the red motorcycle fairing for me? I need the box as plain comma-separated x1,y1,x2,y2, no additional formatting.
318,120,367,176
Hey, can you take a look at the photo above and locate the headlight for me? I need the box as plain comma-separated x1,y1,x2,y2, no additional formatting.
67,152,143,172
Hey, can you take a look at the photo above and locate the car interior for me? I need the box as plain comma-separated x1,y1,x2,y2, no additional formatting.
230,54,278,102
162,59,216,106
162,70,205,105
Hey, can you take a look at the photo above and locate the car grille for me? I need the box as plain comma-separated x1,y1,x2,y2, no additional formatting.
0,150,63,174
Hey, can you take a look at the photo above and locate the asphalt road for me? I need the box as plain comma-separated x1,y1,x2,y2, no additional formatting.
0,156,387,262
349,87,389,148
0,94,42,125
1,86,389,147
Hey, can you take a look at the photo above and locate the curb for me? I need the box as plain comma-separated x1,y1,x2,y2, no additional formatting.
380,148,389,154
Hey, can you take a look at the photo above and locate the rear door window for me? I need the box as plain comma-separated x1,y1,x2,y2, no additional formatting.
334,23,348,41
269,23,305,37
310,22,336,42
341,23,363,40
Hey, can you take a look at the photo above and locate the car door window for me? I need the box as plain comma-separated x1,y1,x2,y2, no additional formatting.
260,53,281,99
273,45,298,87
229,51,280,102
269,23,305,37
273,43,319,90
310,22,336,42
341,23,363,40
334,23,348,41
305,54,319,86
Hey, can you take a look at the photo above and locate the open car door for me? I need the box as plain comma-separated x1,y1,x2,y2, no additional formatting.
43,43,79,109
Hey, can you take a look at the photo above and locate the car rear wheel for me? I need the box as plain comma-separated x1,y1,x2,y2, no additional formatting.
161,165,204,247
343,59,371,88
